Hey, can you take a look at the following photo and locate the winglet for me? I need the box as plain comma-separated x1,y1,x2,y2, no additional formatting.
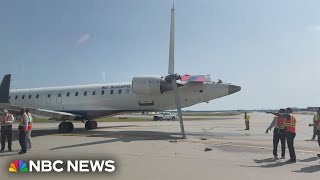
0,74,11,103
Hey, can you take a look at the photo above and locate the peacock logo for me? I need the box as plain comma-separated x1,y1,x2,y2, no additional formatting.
9,160,29,173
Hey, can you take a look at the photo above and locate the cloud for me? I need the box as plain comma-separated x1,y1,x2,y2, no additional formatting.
306,25,320,32
76,33,92,46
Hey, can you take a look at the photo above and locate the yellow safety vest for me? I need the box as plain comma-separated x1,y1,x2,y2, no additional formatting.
245,115,250,121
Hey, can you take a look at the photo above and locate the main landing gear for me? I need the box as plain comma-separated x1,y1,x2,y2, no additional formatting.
85,120,98,130
58,120,98,133
58,122,74,133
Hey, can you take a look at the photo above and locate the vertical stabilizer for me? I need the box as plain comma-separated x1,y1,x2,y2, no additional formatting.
0,74,11,103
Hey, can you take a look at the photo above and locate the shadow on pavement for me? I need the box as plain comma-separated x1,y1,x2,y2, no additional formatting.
299,157,318,163
242,161,288,168
0,150,21,157
254,158,275,163
293,165,320,173
6,125,140,141
49,130,182,151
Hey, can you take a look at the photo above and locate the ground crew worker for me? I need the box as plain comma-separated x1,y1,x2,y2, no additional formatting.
244,112,250,130
18,108,29,154
25,109,32,149
284,108,297,163
265,109,286,159
0,109,14,152
309,108,320,157
309,108,320,140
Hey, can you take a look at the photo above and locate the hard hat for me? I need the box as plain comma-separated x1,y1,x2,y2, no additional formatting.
3,109,8,113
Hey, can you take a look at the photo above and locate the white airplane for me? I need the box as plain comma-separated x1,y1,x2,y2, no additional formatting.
0,7,240,138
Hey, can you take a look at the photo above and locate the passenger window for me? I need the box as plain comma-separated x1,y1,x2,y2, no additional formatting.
36,94,39,98
75,92,78,96
29,95,32,99
101,90,105,95
15,95,18,100
126,89,129,94
84,91,87,96
22,95,25,99
58,93,61,97
66,92,70,97
92,91,96,95
110,90,114,94
118,89,122,94
48,94,51,98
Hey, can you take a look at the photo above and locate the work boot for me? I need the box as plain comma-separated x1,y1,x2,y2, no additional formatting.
317,154,320,158
18,151,27,154
8,148,12,152
281,156,285,159
273,156,278,160
0,149,4,152
286,159,296,163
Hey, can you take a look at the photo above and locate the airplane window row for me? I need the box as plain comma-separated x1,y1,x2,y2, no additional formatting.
10,94,41,100
9,89,130,100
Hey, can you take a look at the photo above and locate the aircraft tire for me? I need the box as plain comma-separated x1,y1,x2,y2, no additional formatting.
66,122,74,132
85,121,91,130
92,121,98,129
58,122,68,133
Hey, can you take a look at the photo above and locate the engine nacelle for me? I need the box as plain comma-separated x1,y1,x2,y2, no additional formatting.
132,75,163,95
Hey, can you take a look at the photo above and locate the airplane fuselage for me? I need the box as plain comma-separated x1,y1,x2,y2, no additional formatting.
9,81,240,120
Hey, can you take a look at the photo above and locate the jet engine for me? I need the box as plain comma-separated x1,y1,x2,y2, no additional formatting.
132,75,163,95
132,75,184,95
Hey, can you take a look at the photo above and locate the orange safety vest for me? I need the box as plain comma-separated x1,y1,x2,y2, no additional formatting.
1,114,12,125
275,116,286,129
286,114,296,134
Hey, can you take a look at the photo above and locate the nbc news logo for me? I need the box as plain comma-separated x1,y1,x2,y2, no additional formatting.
9,159,115,173
9,160,28,173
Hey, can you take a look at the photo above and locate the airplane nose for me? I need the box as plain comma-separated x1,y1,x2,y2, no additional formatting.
228,85,241,95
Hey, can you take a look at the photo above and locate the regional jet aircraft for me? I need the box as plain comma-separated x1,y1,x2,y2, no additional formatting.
0,7,240,138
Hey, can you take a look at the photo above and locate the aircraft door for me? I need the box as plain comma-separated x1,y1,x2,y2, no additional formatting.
46,91,53,104
56,91,63,104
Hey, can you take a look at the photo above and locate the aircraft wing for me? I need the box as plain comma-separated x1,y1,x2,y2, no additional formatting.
0,74,80,120
0,104,79,120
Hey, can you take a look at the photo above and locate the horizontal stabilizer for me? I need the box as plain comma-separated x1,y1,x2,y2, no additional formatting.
0,74,11,103
180,74,211,82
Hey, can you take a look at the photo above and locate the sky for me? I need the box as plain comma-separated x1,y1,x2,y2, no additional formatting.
0,0,319,111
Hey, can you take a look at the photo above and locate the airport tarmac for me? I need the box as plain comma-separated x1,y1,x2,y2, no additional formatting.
0,112,319,180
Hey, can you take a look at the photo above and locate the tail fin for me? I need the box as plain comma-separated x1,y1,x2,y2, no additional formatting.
0,74,11,103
